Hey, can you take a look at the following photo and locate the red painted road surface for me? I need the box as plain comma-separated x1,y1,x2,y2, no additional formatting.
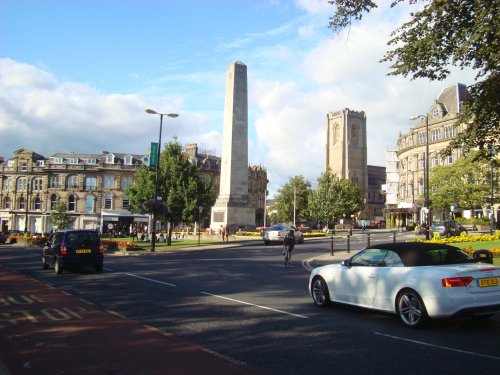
0,265,266,375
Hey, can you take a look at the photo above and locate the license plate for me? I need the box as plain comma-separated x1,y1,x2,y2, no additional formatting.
76,249,91,254
478,277,499,288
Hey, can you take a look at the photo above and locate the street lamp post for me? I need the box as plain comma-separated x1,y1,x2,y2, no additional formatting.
198,206,203,246
410,114,431,240
490,144,496,235
145,109,179,252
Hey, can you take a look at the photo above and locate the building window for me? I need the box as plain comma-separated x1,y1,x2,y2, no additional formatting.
418,178,424,196
401,183,406,200
124,155,133,165
17,178,27,192
431,129,441,141
85,195,95,213
86,158,97,164
122,195,129,209
36,160,45,167
104,175,115,189
4,197,10,209
67,175,78,189
68,195,76,211
446,155,453,164
418,156,425,170
431,154,439,167
34,198,41,210
20,161,27,171
418,133,426,145
121,176,133,189
69,158,79,164
104,193,112,209
3,178,11,191
50,194,57,210
50,176,60,188
106,154,115,164
19,197,25,210
54,157,63,164
33,178,43,191
142,156,149,166
85,177,97,190
432,108,439,118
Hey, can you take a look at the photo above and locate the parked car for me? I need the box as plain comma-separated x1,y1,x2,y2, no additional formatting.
309,242,500,327
262,224,304,245
430,221,468,237
42,230,104,274
0,233,9,244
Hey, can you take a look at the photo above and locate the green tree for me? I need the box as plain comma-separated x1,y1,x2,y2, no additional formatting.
429,152,496,211
126,139,216,244
274,176,311,224
49,200,70,231
328,0,499,156
308,169,365,224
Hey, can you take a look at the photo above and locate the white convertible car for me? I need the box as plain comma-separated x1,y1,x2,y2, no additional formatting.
309,243,500,327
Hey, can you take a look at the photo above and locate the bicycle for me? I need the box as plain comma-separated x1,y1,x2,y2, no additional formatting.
283,244,292,267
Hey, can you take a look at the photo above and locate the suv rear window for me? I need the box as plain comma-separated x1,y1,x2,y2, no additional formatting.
65,231,100,247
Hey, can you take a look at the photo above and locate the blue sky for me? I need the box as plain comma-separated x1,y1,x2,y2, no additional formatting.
0,0,475,196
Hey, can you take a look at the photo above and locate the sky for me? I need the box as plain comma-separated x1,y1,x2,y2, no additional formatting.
0,0,476,197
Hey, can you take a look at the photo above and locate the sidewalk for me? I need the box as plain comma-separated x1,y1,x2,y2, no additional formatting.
0,265,267,375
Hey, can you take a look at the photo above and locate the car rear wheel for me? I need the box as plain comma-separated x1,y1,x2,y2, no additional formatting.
54,258,63,274
311,277,330,307
299,235,304,244
396,289,428,328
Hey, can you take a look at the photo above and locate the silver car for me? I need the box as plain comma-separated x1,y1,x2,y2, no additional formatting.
263,224,304,245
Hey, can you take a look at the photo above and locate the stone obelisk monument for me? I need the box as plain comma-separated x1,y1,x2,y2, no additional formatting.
211,61,255,231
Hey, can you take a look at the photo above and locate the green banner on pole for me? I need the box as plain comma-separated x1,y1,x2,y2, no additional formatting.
150,142,158,167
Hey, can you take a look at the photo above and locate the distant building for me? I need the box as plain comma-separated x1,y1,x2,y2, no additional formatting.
326,108,385,224
388,83,470,228
0,145,269,234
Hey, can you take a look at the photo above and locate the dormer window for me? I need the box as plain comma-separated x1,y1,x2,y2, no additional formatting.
20,161,27,171
69,158,79,164
54,157,63,164
432,108,439,118
124,155,133,165
142,156,149,166
36,160,45,167
7,160,14,167
87,158,97,164
106,153,115,164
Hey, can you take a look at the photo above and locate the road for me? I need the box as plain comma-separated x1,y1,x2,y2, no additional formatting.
1,234,499,375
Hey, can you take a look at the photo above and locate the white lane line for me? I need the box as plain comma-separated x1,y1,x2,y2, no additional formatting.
125,273,176,287
374,332,500,361
201,292,309,319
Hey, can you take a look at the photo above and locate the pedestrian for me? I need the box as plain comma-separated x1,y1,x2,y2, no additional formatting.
220,225,225,241
224,224,229,242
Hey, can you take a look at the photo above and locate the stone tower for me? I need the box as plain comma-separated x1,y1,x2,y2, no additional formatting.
211,61,255,230
326,108,368,198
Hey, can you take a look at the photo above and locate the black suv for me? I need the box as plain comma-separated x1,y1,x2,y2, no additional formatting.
42,230,104,274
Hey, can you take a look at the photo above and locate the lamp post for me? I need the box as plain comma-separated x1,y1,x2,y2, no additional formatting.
490,144,496,235
198,206,203,246
410,114,431,240
145,109,179,252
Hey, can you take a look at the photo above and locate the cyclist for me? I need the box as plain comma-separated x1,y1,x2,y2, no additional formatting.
283,229,296,266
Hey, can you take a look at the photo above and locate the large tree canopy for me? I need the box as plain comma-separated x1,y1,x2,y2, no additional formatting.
328,0,499,156
126,139,216,243
273,176,311,224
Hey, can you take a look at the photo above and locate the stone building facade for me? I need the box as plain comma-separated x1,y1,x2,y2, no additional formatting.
183,143,268,228
1,145,268,234
0,148,149,235
326,108,385,223
387,83,469,228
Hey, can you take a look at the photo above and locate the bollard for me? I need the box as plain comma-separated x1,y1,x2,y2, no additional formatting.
330,236,334,256
367,233,371,247
347,235,350,253
393,231,396,243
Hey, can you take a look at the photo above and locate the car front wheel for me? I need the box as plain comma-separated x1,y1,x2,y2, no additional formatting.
396,289,428,328
311,277,330,307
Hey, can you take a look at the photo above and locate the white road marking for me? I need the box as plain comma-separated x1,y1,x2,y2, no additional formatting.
125,273,176,287
374,332,500,361
201,292,309,319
